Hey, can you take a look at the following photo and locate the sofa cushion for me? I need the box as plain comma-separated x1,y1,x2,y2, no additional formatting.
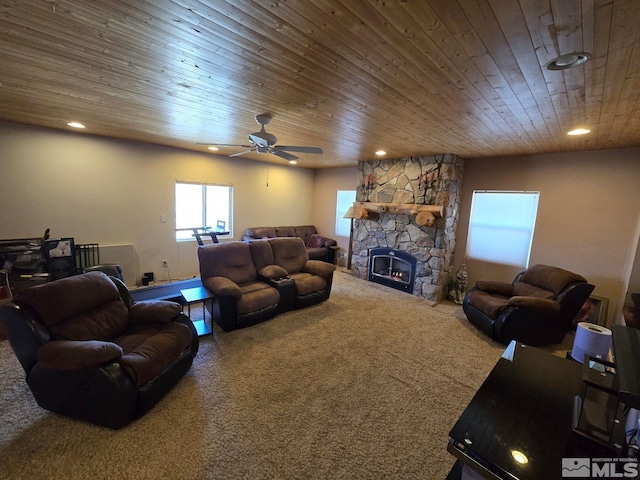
48,300,130,341
129,300,182,324
118,322,192,387
276,226,296,237
295,225,318,245
519,264,586,295
246,226,276,239
237,281,280,315
15,271,124,330
249,239,275,271
476,280,513,297
198,242,258,285
512,282,555,299
289,272,327,296
114,323,164,354
269,237,309,273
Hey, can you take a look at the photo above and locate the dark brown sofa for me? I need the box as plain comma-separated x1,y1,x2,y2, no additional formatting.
242,225,338,264
0,271,199,429
198,237,335,332
463,264,595,346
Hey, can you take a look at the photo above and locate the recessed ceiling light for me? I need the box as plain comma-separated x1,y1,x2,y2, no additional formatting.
545,52,590,70
568,128,591,136
288,160,297,165
67,122,85,129
375,150,386,156
511,450,528,465
207,146,219,151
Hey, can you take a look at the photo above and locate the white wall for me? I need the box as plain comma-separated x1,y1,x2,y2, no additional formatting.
312,166,359,261
0,122,314,284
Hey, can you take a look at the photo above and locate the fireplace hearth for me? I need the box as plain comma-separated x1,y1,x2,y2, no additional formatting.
368,248,417,294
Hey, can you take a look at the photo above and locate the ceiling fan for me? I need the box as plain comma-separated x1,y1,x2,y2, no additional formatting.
199,114,323,161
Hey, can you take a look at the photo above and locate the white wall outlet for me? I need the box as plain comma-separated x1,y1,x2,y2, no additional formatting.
162,260,168,268
160,215,167,223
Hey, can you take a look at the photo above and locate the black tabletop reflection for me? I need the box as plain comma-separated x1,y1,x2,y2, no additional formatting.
448,342,609,479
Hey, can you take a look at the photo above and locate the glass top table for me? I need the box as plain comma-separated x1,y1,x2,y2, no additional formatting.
447,341,612,479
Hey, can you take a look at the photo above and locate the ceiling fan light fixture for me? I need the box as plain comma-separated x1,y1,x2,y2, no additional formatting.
199,114,322,161
545,52,590,70
567,128,591,136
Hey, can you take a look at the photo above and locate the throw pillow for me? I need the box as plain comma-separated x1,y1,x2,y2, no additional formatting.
307,234,325,248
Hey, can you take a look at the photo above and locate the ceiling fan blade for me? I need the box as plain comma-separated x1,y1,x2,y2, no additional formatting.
270,148,299,161
274,146,323,154
229,148,256,157
248,134,271,148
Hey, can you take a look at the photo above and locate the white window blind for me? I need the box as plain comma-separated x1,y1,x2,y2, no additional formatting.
466,191,539,267
335,190,356,237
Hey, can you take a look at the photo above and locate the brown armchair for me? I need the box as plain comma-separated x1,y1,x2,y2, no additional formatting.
0,271,199,429
463,264,595,346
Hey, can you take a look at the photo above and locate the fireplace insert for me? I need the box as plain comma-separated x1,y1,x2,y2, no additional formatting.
368,248,417,294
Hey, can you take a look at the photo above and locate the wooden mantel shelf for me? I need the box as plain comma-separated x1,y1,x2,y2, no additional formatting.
353,202,444,227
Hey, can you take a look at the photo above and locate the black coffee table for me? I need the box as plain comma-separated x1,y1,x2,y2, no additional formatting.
447,341,612,479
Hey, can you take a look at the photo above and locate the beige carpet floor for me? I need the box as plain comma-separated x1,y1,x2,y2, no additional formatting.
0,269,562,479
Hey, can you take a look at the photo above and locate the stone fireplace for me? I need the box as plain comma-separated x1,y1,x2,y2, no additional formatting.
350,155,464,302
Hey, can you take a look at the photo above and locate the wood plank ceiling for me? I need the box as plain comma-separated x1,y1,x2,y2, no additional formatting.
0,0,639,168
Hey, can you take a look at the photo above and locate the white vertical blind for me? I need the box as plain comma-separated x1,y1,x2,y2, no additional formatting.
466,191,539,267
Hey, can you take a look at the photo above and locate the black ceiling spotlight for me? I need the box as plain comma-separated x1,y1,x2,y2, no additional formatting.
545,52,590,70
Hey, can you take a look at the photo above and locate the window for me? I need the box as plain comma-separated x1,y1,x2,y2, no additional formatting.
335,190,356,237
175,182,233,241
466,191,539,267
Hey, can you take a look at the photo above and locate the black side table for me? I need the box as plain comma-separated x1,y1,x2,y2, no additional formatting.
180,286,214,336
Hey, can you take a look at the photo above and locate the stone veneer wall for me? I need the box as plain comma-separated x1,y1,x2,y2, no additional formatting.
351,155,464,302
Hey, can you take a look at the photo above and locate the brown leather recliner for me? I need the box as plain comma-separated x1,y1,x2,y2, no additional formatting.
463,264,595,346
198,241,281,332
198,238,335,332
250,237,335,310
0,271,199,429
